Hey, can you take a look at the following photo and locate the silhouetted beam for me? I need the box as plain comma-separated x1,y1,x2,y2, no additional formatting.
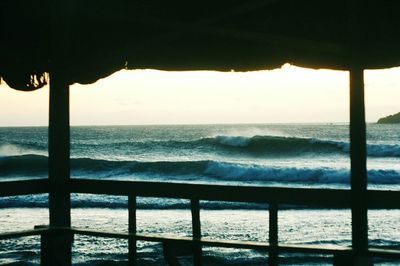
69,179,399,209
269,203,278,266
48,73,71,226
71,228,400,258
1,227,398,259
128,195,137,266
0,179,49,197
368,248,400,259
71,228,348,252
0,228,48,240
348,0,368,257
349,68,368,255
70,179,351,207
46,70,72,266
367,190,400,209
191,198,202,266
47,1,73,260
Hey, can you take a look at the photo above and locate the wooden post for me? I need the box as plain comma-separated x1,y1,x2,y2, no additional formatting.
43,71,72,266
269,203,278,266
128,195,137,265
191,198,202,266
348,1,371,264
349,68,369,259
43,0,73,255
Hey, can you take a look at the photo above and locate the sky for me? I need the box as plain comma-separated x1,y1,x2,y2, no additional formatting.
0,64,399,126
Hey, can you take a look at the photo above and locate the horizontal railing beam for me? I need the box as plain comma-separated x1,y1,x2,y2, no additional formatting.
69,179,400,209
1,179,398,209
69,228,400,258
366,189,400,209
70,179,350,207
71,227,347,252
0,179,49,197
0,226,398,259
0,227,49,240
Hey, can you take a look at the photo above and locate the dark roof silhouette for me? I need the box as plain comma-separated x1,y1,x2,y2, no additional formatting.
1,0,400,91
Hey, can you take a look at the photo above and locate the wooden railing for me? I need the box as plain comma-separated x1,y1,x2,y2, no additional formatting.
0,178,399,265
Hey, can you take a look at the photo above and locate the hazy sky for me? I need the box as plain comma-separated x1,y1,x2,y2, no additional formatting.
1,64,399,126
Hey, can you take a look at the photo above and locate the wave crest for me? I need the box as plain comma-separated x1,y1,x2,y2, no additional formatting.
1,155,398,185
212,135,400,158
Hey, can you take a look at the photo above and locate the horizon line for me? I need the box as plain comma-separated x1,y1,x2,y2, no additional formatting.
0,121,380,128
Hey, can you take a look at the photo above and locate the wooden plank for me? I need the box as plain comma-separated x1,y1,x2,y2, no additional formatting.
0,179,49,197
70,179,350,207
367,190,400,209
128,196,137,266
1,178,398,208
68,228,400,258
368,248,400,259
69,179,400,209
1,178,397,209
0,228,48,240
6,227,397,260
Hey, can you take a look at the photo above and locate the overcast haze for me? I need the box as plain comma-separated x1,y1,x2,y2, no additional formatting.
1,64,399,126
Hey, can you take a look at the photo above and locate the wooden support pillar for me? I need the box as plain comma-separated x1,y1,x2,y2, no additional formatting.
49,71,71,229
349,68,369,262
44,0,73,263
191,198,202,266
348,1,371,264
269,203,278,266
128,195,137,265
43,71,72,266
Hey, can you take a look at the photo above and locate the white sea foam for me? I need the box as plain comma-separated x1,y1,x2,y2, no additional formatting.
0,143,46,157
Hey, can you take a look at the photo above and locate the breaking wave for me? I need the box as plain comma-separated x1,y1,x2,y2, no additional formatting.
211,135,400,157
74,135,400,157
1,155,398,185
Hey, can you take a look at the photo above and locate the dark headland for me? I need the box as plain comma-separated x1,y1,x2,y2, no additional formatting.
377,112,400,124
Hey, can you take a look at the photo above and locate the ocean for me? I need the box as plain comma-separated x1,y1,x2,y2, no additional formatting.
0,124,399,265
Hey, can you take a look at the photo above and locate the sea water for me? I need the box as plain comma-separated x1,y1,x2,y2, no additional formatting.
0,124,399,265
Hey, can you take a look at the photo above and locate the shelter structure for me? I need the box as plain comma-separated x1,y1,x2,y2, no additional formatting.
1,0,400,265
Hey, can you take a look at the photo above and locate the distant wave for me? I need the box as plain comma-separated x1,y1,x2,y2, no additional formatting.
73,135,349,156
2,135,400,158
1,155,399,185
0,154,205,177
213,135,348,154
366,143,400,157
74,135,400,158
204,161,399,185
211,135,400,158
